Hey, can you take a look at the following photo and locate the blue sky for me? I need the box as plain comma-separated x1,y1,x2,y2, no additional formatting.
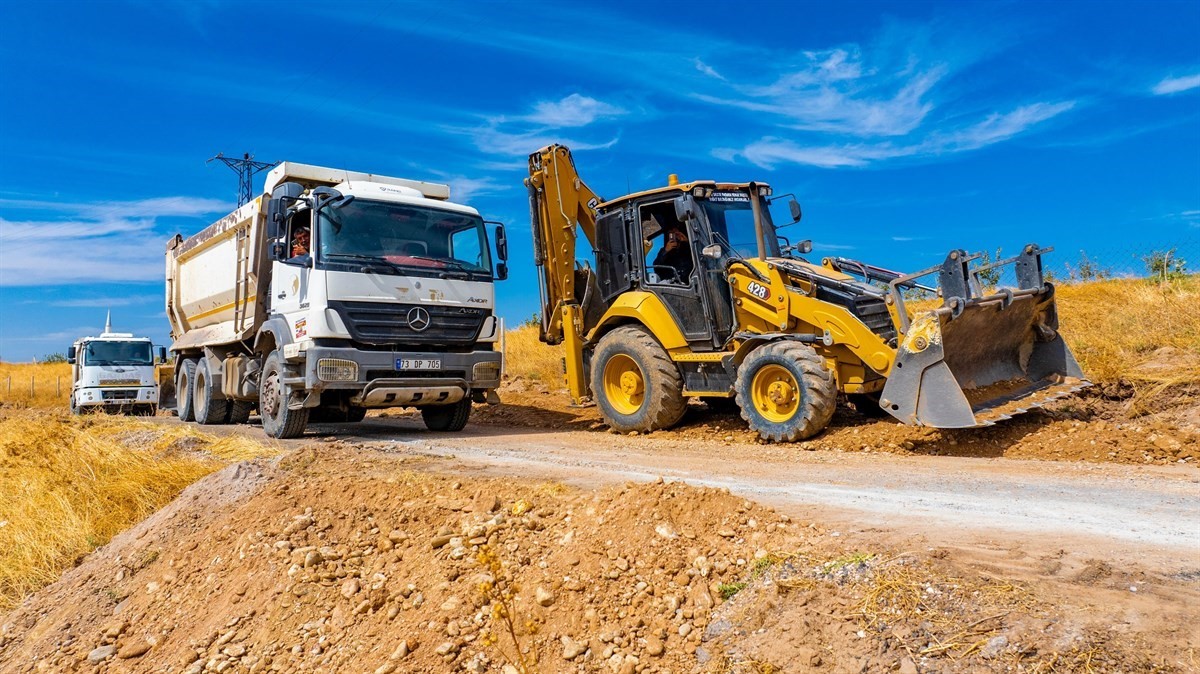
1,0,1197,361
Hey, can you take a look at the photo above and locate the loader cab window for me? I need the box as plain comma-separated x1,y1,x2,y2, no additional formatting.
702,191,778,259
640,201,694,285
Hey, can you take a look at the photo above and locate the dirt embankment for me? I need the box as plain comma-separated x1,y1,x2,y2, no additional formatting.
2,445,1195,673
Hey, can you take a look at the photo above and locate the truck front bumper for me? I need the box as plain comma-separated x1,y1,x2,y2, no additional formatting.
300,347,502,408
76,387,158,408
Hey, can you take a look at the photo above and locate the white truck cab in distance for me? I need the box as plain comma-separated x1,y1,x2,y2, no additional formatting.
67,315,164,416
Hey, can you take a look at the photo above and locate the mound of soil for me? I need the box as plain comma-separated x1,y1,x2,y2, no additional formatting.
2,445,1194,673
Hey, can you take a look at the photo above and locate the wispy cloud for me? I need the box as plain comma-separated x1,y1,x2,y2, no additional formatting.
0,196,230,286
51,295,160,308
454,93,625,158
721,100,1076,169
1152,72,1200,95
693,58,725,81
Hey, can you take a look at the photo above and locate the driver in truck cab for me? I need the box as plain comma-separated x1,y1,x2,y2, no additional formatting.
653,224,694,282
289,224,311,264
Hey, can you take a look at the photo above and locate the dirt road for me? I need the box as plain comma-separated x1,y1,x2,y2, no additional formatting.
163,407,1200,577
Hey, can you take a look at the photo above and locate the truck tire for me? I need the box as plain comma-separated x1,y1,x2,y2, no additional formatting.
590,325,686,433
259,350,308,439
421,399,471,432
69,395,84,416
193,358,229,425
735,341,837,442
176,359,198,422
227,400,254,425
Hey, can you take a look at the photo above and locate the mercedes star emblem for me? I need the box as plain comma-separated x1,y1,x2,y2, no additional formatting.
406,306,432,332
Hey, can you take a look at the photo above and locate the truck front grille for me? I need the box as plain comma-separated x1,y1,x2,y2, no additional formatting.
329,301,489,347
101,390,138,401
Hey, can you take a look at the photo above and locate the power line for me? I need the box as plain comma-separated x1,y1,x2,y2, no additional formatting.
207,153,278,206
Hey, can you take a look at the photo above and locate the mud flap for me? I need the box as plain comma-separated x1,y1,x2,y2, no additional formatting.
880,289,1087,428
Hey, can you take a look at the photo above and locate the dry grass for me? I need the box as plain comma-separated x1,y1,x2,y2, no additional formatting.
503,324,564,387
501,277,1200,397
0,410,273,609
1055,276,1200,390
0,362,72,408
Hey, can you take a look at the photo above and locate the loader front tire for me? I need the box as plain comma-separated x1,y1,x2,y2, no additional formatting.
176,359,197,422
193,357,229,425
736,341,836,442
259,350,309,439
591,326,686,433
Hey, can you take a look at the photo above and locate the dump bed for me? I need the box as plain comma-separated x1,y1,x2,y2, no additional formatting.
165,197,270,352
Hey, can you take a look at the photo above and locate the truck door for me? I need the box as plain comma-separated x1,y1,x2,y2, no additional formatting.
270,213,312,335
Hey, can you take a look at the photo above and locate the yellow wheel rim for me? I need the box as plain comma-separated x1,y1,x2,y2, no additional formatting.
751,364,800,423
603,354,645,416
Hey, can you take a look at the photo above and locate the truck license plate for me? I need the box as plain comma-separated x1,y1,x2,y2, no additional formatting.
397,358,441,370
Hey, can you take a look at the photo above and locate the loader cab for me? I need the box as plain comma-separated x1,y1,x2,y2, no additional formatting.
594,182,776,350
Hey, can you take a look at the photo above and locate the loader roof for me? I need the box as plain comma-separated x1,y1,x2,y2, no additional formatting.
597,180,767,210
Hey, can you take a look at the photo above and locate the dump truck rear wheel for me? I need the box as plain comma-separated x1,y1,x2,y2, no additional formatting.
193,358,229,425
422,399,471,432
259,350,309,439
227,400,254,424
176,359,198,422
591,326,686,433
736,341,836,442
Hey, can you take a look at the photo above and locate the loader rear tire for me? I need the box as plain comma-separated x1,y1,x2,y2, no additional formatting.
591,326,686,434
421,399,471,432
176,359,197,422
736,341,836,442
259,350,309,439
193,358,229,425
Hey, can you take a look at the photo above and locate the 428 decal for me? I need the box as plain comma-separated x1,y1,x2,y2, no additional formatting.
745,281,770,300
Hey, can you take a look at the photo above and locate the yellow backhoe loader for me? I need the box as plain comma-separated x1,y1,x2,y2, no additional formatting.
525,144,1087,441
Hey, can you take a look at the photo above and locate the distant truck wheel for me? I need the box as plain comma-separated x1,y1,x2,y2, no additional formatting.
259,350,308,439
69,395,84,416
421,399,471,432
176,359,198,422
193,358,229,425
735,341,837,442
590,325,686,434
346,406,367,423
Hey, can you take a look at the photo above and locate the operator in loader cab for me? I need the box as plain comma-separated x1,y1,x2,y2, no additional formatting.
653,224,694,283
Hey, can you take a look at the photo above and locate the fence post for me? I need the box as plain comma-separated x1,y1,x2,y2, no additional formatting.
30,377,35,397
57,376,61,397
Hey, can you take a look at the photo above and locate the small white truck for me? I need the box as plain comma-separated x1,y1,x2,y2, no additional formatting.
165,162,508,438
67,314,164,415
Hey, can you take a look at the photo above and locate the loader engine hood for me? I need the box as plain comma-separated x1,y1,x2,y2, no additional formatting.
771,257,898,344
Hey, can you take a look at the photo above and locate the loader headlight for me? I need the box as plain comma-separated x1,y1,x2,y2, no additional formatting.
472,362,501,382
317,358,358,382
692,186,709,198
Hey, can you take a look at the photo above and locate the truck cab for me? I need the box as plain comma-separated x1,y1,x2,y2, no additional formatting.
166,162,509,439
68,319,162,415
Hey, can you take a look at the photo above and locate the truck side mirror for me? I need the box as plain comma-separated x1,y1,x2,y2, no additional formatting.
789,198,802,223
270,240,287,261
494,224,509,262
157,346,167,363
495,262,509,281
67,346,76,364
673,195,693,222
267,198,283,240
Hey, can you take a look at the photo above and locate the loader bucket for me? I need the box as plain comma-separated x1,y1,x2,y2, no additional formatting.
880,264,1088,428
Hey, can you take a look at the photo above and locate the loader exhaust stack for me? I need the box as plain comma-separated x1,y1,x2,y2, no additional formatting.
880,244,1088,428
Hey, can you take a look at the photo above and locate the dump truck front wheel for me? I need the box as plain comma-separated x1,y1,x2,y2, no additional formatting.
422,398,471,431
259,350,309,439
591,326,686,433
736,341,836,442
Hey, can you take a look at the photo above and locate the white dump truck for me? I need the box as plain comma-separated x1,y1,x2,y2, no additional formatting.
165,162,509,438
67,313,165,415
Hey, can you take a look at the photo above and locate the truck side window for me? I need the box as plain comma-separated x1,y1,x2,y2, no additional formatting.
639,201,693,285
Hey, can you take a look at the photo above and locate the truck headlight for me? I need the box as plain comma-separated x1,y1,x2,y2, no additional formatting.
317,358,359,381
472,362,501,381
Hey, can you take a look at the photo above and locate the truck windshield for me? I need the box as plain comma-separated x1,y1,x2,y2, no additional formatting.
84,341,153,366
317,199,492,275
701,192,778,259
